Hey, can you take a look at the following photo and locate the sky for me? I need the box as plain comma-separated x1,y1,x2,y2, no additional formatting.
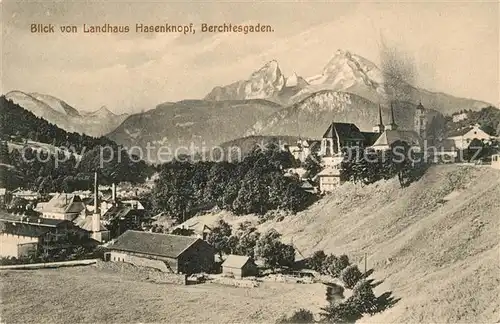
1,0,499,114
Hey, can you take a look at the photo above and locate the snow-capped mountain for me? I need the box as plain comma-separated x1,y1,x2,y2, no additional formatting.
204,60,286,101
5,91,128,137
285,72,309,88
204,49,491,116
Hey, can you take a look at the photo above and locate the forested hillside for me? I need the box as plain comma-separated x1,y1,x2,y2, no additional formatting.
0,96,153,191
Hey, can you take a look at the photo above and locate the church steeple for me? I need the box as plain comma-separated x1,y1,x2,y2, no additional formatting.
385,102,398,130
372,104,385,133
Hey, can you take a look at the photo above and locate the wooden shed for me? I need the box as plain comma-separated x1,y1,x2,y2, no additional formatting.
221,254,258,278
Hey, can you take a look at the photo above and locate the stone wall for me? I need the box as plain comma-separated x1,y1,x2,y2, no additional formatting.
108,251,174,272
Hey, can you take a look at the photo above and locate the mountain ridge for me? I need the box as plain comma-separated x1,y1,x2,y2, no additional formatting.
204,49,493,116
5,90,129,137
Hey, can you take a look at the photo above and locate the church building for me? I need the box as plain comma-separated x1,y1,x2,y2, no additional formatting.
370,102,425,153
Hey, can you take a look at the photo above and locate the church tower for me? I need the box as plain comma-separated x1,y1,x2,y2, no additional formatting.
414,102,427,140
372,104,385,133
385,103,398,131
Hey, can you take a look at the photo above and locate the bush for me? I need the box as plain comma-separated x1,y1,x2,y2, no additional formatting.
340,265,363,289
350,280,378,315
277,308,314,323
307,250,327,273
320,299,361,323
324,254,350,277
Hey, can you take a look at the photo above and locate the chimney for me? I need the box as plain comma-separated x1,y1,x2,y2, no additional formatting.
94,172,99,214
92,212,100,233
112,183,116,202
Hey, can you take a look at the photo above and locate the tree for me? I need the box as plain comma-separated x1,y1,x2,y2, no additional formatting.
255,229,295,269
341,265,363,289
320,299,362,323
303,151,322,178
350,280,378,315
326,254,350,278
307,250,328,273
206,220,233,258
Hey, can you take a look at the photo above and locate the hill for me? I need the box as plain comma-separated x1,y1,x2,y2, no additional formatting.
107,99,282,163
205,50,491,116
246,90,444,138
258,165,500,322
5,90,128,137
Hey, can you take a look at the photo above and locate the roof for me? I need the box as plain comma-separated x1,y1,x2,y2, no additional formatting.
102,205,142,222
322,123,365,140
222,255,253,269
315,167,341,177
0,211,68,227
0,223,51,237
371,130,422,148
106,230,204,258
361,132,382,146
75,216,108,231
43,193,85,214
447,125,495,138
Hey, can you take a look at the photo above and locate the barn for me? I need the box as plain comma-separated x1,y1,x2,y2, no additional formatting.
105,230,215,274
221,254,258,278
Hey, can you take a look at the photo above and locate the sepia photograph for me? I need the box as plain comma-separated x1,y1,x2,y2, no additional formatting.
0,0,499,323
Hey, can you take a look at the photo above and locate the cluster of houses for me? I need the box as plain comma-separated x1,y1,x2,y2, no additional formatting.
285,102,500,192
0,173,256,279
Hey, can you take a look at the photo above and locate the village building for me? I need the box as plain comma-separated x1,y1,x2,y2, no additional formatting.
370,103,424,152
452,112,468,123
447,124,496,150
314,163,345,193
491,154,500,170
287,139,321,163
104,230,215,274
11,189,40,201
101,204,145,238
0,188,7,208
221,254,258,278
39,193,86,221
320,122,366,158
0,211,90,258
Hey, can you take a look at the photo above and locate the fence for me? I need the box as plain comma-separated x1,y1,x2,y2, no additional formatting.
0,259,99,270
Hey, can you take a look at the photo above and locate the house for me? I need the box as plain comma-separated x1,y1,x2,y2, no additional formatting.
11,189,40,201
447,124,496,150
286,139,321,163
314,164,345,193
300,180,317,194
0,188,7,208
39,193,86,221
452,112,468,123
74,214,110,243
104,230,215,274
101,205,145,238
0,211,90,258
221,254,258,278
491,154,500,170
121,200,145,210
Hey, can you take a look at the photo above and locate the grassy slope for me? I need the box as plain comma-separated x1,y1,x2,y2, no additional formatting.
259,164,500,322
0,266,326,323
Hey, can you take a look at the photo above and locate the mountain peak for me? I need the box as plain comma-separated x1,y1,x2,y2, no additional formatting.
285,72,309,88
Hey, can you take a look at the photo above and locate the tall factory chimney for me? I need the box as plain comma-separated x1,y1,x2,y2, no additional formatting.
92,171,100,233
112,183,116,203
